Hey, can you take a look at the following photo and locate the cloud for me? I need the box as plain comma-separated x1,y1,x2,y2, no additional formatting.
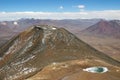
0,10,120,21
59,6,64,9
74,5,85,11
77,5,85,9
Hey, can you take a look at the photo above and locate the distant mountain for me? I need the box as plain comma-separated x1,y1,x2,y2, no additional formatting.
81,20,120,38
0,22,18,47
0,25,119,80
0,18,101,32
0,23,12,33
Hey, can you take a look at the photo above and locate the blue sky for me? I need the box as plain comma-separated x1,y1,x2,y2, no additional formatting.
0,0,120,20
0,0,120,12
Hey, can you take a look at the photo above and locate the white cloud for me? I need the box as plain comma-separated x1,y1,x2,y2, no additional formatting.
77,5,85,9
74,5,85,11
0,10,120,21
59,6,64,9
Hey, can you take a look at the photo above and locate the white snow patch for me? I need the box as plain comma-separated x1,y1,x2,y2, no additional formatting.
83,66,108,73
52,27,56,30
22,68,37,74
13,21,18,25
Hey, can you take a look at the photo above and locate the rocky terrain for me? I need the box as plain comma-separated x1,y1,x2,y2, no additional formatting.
0,19,120,61
76,20,120,61
0,25,119,80
80,20,120,38
27,60,120,80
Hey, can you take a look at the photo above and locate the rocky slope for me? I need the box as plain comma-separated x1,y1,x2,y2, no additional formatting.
27,60,120,80
0,25,119,80
81,20,120,38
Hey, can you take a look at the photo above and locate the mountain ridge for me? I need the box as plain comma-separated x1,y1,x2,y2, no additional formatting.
0,25,119,80
81,20,120,38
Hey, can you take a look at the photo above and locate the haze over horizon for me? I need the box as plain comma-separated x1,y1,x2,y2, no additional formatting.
0,0,120,21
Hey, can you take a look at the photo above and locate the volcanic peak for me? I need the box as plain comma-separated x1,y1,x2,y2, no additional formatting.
34,25,57,31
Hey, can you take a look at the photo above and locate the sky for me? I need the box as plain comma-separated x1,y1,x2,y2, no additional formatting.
0,0,120,20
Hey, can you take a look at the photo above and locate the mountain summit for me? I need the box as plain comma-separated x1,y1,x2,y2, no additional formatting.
0,25,119,80
81,20,120,38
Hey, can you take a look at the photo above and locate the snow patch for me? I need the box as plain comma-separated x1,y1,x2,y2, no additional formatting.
83,66,108,73
22,68,37,74
13,21,18,25
52,27,56,30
